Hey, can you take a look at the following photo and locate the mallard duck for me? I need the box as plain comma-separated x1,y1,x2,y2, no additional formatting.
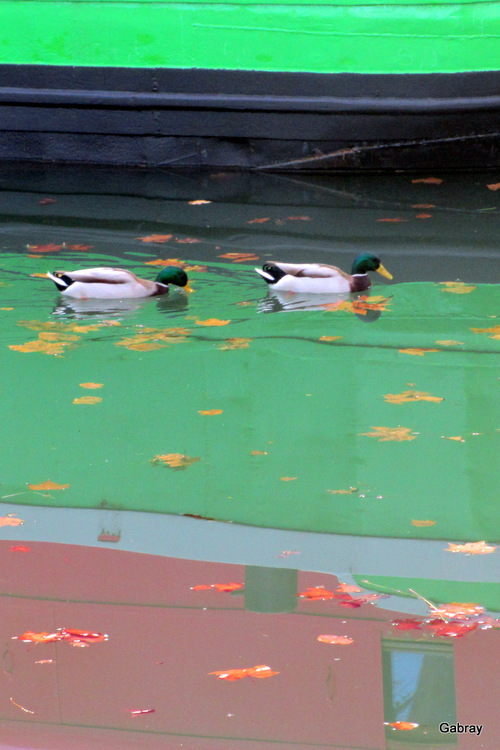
255,253,392,293
45,266,191,299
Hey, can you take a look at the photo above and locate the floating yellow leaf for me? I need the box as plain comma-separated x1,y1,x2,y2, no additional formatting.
411,519,436,527
471,324,500,340
399,348,440,356
152,453,201,470
73,396,102,405
319,336,342,342
136,234,173,243
361,426,417,441
28,480,69,491
79,383,103,389
116,327,190,351
0,307,13,311
439,281,476,294
198,409,223,415
280,476,297,481
442,435,465,442
0,516,23,527
250,450,268,456
384,390,443,404
9,336,77,355
328,487,356,497
446,541,496,555
195,318,230,326
217,338,252,350
436,340,464,346
316,634,354,645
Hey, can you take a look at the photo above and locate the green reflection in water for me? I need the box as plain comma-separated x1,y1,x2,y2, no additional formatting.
1,252,498,541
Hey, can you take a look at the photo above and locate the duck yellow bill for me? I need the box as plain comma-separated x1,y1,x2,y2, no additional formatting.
377,264,393,280
184,282,194,293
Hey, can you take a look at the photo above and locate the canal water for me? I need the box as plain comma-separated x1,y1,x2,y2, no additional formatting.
0,164,498,748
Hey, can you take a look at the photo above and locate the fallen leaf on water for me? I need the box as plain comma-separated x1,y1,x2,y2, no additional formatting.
446,541,496,555
361,426,417,441
39,198,57,205
217,337,252,350
151,453,201,470
73,396,102,405
198,409,223,416
28,480,69,490
377,217,408,223
280,476,297,481
436,340,464,346
412,203,435,209
442,435,465,442
386,721,419,730
191,582,243,592
65,244,94,252
0,516,23,527
399,348,440,356
26,243,64,253
116,326,190,351
384,390,443,404
175,237,201,244
188,200,211,205
486,182,500,191
10,546,31,552
196,318,230,327
1,307,14,310
415,213,433,219
391,618,423,631
79,382,103,389
327,487,358,494
250,450,268,456
435,602,484,619
210,665,278,680
439,281,476,294
130,708,156,716
299,587,339,601
337,583,362,593
324,296,391,315
426,619,478,638
287,215,310,221
136,234,173,243
247,218,270,224
471,324,500,339
35,659,54,664
219,252,259,262
319,336,342,342
145,257,182,266
316,634,354,645
411,176,443,184
15,628,108,646
411,519,436,527
9,335,78,355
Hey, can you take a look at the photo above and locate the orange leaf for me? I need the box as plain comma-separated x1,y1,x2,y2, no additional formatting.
28,480,69,491
411,519,436,526
219,252,259,262
486,182,500,191
246,665,279,678
16,631,62,643
136,234,173,243
316,634,354,645
151,453,201,470
384,390,443,404
319,336,342,342
25,243,64,253
298,587,338,601
188,199,211,205
175,237,200,244
65,244,93,251
286,215,310,221
471,324,500,339
195,318,230,326
73,396,102,405
411,177,443,184
217,337,251,349
210,664,278,680
79,382,103,389
360,426,417,441
10,545,31,552
386,721,419,730
446,541,496,555
198,409,223,415
0,516,23,527
377,217,408,223
411,203,435,209
435,602,484,618
415,213,432,219
247,218,270,224
399,348,440,356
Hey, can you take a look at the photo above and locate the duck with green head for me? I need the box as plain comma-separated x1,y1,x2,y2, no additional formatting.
45,266,191,299
255,253,392,293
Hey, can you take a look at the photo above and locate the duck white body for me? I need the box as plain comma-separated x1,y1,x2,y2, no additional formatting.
46,266,189,299
255,255,392,294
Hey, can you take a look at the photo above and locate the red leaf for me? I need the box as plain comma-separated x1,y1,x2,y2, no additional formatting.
10,545,31,553
426,619,478,638
411,177,443,184
26,243,64,253
391,618,423,630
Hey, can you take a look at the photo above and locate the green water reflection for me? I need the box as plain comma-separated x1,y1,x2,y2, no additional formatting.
0,168,499,546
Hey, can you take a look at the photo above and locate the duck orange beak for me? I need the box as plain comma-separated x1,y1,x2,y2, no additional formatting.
184,282,194,293
377,264,393,280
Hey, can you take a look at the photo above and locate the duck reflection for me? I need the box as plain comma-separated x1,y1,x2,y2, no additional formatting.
51,290,189,319
258,289,384,321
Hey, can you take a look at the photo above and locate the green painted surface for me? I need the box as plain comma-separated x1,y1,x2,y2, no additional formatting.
1,253,498,541
1,0,500,73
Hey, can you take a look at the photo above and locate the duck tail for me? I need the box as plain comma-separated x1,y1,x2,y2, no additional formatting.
47,271,73,292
